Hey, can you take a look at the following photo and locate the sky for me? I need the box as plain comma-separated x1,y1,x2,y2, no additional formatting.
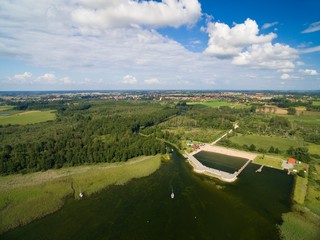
0,0,319,91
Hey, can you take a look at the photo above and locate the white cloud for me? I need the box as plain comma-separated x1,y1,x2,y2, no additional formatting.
10,72,32,81
36,73,56,83
302,21,320,33
281,74,290,80
300,46,320,54
279,69,294,73
60,76,73,84
144,78,161,84
262,21,279,30
71,0,202,29
204,19,298,72
232,43,298,70
122,75,137,84
204,18,276,58
299,69,318,76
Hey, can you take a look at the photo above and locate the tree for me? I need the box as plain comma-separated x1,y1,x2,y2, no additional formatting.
268,146,275,153
287,107,296,115
249,144,256,151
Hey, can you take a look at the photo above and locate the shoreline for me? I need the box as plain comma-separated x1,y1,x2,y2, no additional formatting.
0,155,162,234
186,144,257,182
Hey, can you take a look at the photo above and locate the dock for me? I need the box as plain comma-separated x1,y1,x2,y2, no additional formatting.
256,165,263,173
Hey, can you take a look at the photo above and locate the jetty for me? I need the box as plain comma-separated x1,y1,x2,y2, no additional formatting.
256,165,264,173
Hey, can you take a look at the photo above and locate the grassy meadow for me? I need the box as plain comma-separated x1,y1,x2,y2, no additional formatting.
229,134,304,152
0,155,162,234
253,155,283,169
0,110,56,125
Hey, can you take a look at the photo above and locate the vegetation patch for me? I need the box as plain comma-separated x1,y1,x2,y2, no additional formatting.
0,110,56,125
229,134,303,152
293,176,308,204
280,205,320,240
253,155,283,169
0,155,162,234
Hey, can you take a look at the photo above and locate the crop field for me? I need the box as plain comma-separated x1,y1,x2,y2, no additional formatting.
229,134,304,152
0,110,56,125
188,100,249,109
0,155,162,233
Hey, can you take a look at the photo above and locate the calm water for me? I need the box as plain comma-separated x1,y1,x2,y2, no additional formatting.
2,149,293,240
194,151,248,173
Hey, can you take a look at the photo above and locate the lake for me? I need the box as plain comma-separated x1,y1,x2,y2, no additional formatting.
2,148,293,240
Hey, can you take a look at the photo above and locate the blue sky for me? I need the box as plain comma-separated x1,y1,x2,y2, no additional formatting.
0,0,319,91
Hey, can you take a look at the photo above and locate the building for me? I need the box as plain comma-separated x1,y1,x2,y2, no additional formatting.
287,158,296,164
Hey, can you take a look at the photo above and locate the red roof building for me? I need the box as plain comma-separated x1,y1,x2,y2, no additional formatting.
287,158,296,164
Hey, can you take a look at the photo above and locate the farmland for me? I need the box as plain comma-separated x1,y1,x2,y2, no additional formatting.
0,110,56,125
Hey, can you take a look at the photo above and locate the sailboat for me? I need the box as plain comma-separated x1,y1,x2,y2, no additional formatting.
171,189,174,199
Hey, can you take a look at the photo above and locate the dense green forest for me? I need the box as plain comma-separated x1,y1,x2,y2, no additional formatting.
0,101,179,174
1,98,319,175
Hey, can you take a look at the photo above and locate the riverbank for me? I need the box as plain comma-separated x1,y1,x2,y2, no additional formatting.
0,155,162,234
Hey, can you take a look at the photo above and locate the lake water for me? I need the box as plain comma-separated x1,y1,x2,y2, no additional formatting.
2,148,293,240
194,151,248,173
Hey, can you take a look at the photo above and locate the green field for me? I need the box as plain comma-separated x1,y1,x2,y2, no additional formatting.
293,176,308,204
253,155,283,169
280,111,320,126
307,143,320,155
0,110,56,125
229,134,304,152
0,106,14,111
188,100,249,109
312,101,320,106
0,155,162,233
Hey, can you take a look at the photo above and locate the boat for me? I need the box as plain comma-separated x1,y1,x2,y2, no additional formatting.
171,190,174,199
79,192,83,198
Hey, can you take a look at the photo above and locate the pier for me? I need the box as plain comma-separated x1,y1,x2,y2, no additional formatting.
256,165,264,173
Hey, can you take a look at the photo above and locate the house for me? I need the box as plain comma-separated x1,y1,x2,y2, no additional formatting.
287,158,296,164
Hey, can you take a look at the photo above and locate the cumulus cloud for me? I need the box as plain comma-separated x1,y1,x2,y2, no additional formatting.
204,19,298,72
232,43,298,70
36,73,57,83
204,18,276,58
71,0,202,29
302,21,320,33
122,75,138,84
299,69,318,76
10,72,32,81
144,78,161,84
280,73,290,80
262,21,279,30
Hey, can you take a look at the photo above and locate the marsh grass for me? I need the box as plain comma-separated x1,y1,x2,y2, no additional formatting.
0,155,161,233
280,205,320,240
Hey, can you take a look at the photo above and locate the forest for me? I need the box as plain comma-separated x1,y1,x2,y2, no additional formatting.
0,100,179,174
1,97,319,175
